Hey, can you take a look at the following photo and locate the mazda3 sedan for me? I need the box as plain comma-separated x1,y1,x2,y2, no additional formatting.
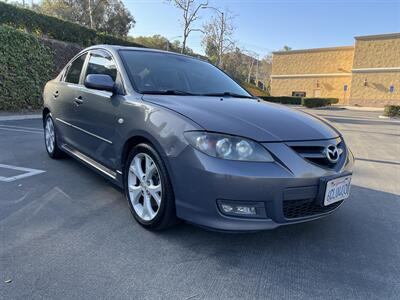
42,45,354,231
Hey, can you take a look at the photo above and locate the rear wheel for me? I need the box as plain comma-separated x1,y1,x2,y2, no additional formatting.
44,115,64,158
124,143,177,230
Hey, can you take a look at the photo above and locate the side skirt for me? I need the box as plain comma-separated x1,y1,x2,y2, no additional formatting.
61,144,124,188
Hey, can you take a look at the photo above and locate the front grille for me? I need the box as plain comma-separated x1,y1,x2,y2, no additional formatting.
283,199,342,219
288,138,345,169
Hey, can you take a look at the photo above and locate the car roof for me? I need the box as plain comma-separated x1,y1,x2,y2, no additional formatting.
85,44,203,61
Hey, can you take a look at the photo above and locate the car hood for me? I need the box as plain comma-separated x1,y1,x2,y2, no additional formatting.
142,95,340,142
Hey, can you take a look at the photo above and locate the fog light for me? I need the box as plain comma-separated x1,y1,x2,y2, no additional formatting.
217,200,266,218
236,206,256,215
221,204,233,212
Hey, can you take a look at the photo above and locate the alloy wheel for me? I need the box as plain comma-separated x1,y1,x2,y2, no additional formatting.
127,153,162,221
45,117,55,154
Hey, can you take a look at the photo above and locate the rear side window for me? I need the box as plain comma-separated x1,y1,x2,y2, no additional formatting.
85,53,117,81
65,54,87,84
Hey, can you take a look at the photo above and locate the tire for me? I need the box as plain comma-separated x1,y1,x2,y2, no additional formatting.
44,114,64,159
124,143,178,230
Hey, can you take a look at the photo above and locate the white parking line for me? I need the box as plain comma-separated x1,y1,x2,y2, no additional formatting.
0,124,43,131
0,114,41,121
0,127,43,134
0,164,45,182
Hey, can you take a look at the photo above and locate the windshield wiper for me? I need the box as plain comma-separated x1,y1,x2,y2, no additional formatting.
141,90,255,98
140,89,196,96
200,92,255,99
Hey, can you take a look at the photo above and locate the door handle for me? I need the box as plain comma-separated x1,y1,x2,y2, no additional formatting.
74,96,83,106
53,91,59,99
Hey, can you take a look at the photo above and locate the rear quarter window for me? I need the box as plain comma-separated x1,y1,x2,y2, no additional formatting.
65,54,87,84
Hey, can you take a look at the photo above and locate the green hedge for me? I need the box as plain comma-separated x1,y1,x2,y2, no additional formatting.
259,96,302,105
384,105,400,117
260,96,339,107
301,97,339,108
0,2,143,47
0,25,54,111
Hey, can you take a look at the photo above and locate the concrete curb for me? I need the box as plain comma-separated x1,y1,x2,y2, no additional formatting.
379,115,400,121
338,106,384,112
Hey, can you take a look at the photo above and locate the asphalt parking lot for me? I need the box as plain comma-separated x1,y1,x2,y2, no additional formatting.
1,108,399,299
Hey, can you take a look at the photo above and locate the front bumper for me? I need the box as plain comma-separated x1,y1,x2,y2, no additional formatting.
168,139,354,231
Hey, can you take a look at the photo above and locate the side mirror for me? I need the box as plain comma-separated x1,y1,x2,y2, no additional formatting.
84,74,115,92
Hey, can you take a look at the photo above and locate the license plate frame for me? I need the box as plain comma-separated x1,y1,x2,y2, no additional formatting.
316,172,352,207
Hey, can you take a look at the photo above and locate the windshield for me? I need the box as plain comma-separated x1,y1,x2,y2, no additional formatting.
119,50,252,97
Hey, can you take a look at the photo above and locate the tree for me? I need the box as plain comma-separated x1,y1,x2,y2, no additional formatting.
38,0,135,37
101,0,135,36
220,47,248,82
128,35,194,54
129,35,169,50
169,0,208,54
281,45,292,51
201,9,234,67
259,54,273,92
203,37,218,64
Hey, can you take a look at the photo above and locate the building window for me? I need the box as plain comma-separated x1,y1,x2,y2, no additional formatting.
292,91,306,97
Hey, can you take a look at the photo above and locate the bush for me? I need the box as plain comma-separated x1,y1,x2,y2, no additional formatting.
301,97,339,108
40,38,83,76
0,25,54,111
259,96,302,105
0,2,144,48
384,105,400,117
241,81,269,97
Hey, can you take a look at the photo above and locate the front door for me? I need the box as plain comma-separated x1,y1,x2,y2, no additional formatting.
71,50,122,170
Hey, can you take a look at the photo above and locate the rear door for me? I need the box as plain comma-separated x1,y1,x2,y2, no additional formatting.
71,49,123,170
55,53,88,149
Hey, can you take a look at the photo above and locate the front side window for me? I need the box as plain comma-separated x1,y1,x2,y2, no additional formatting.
85,52,117,81
119,50,252,97
65,54,87,84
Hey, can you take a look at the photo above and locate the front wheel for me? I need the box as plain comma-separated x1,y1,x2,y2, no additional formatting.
44,115,64,158
124,143,178,230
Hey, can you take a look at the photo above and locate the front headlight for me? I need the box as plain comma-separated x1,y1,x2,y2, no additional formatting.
184,131,274,162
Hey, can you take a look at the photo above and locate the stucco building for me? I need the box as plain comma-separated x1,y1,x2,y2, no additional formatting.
270,33,400,107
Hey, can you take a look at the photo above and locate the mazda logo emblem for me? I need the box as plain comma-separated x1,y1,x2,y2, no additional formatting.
324,144,342,163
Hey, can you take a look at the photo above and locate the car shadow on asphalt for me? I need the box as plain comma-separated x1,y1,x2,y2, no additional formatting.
153,184,399,246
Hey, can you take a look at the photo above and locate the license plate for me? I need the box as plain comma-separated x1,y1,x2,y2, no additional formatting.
324,175,352,206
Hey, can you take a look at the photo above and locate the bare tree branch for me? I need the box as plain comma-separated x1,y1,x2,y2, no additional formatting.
202,9,235,66
170,0,208,53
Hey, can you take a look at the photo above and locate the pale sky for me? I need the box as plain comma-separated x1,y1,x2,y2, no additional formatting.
125,0,400,57
19,0,400,57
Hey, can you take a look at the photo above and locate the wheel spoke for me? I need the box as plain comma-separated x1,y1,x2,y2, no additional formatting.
145,155,155,178
128,184,142,203
143,194,155,219
130,156,145,181
148,184,161,206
